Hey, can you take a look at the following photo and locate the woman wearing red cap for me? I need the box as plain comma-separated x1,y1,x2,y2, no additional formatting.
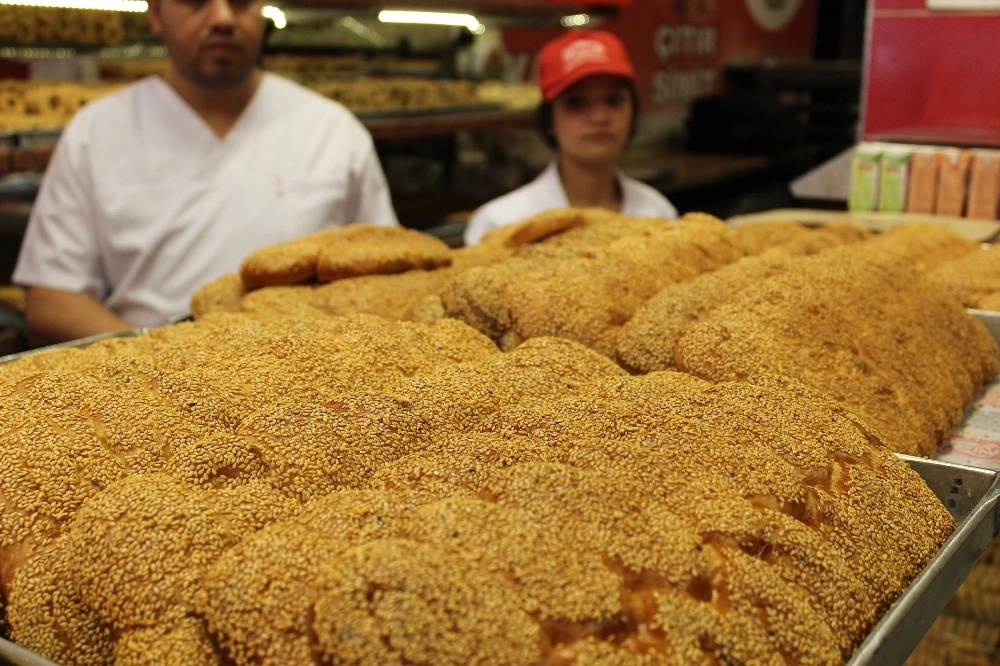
463,29,678,246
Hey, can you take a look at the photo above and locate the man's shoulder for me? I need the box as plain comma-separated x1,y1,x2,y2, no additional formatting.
58,78,147,135
262,73,357,119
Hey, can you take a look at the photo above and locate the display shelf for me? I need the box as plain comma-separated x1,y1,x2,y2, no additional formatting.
0,107,535,160
279,0,628,16
865,127,1000,150
0,46,80,59
0,129,61,145
0,41,164,60
365,107,532,140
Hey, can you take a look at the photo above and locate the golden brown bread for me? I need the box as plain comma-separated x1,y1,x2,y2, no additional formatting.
864,221,980,269
4,540,113,666
730,220,871,257
238,224,452,288
926,243,1000,309
112,618,220,666
0,347,959,665
504,213,746,356
617,254,790,373
1,211,987,665
238,231,332,288
315,225,452,281
977,291,1000,311
730,219,815,254
670,248,998,456
478,207,586,247
189,272,246,317
509,207,592,246
311,538,542,665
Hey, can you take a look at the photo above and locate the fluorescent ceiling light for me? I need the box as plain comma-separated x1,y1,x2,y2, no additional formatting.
339,16,387,47
0,0,146,10
0,0,282,23
261,5,285,29
561,13,591,27
378,9,483,33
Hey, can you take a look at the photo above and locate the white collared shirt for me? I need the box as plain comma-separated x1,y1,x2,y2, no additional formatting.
463,160,678,246
14,73,398,326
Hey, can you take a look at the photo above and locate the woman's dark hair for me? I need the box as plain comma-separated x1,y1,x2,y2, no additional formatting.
535,80,641,150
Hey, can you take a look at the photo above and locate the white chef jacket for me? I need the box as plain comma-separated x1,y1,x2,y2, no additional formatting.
14,72,398,327
463,161,678,246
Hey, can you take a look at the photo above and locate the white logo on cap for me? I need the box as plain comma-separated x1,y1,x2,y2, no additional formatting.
561,39,610,74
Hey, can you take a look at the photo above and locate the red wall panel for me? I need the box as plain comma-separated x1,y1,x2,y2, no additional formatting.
862,2,1000,145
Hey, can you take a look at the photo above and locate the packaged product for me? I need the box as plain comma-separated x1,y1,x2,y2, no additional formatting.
906,148,940,214
935,148,972,217
849,142,882,212
878,143,913,213
967,149,1000,220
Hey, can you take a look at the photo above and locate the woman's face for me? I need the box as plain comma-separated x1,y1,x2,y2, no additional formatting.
551,75,633,168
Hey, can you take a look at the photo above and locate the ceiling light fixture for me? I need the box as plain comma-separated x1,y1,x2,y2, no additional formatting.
261,5,285,29
0,0,146,10
561,13,591,27
0,0,283,24
378,9,483,34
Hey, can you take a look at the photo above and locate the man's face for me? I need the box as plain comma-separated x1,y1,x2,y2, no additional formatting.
147,0,265,90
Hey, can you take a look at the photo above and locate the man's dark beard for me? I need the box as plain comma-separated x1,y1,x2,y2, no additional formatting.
175,31,262,90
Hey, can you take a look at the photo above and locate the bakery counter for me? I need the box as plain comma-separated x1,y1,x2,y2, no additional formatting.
619,149,773,194
619,149,781,220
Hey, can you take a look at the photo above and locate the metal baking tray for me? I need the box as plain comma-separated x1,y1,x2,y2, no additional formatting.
0,639,58,666
1,455,996,666
847,455,1000,664
970,308,1000,345
0,315,191,366
0,328,146,365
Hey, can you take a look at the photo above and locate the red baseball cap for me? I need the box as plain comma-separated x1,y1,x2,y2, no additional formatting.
538,29,635,102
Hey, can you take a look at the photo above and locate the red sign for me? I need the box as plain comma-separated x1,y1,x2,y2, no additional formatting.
502,0,816,122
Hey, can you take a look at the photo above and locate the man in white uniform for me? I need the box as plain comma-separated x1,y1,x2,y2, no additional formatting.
14,0,397,344
464,30,677,246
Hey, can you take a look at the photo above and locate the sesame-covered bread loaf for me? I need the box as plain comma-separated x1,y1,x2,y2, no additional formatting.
0,310,957,665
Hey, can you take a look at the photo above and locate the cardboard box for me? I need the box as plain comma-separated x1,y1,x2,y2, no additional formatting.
907,148,941,214
935,148,972,217
968,150,1000,221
